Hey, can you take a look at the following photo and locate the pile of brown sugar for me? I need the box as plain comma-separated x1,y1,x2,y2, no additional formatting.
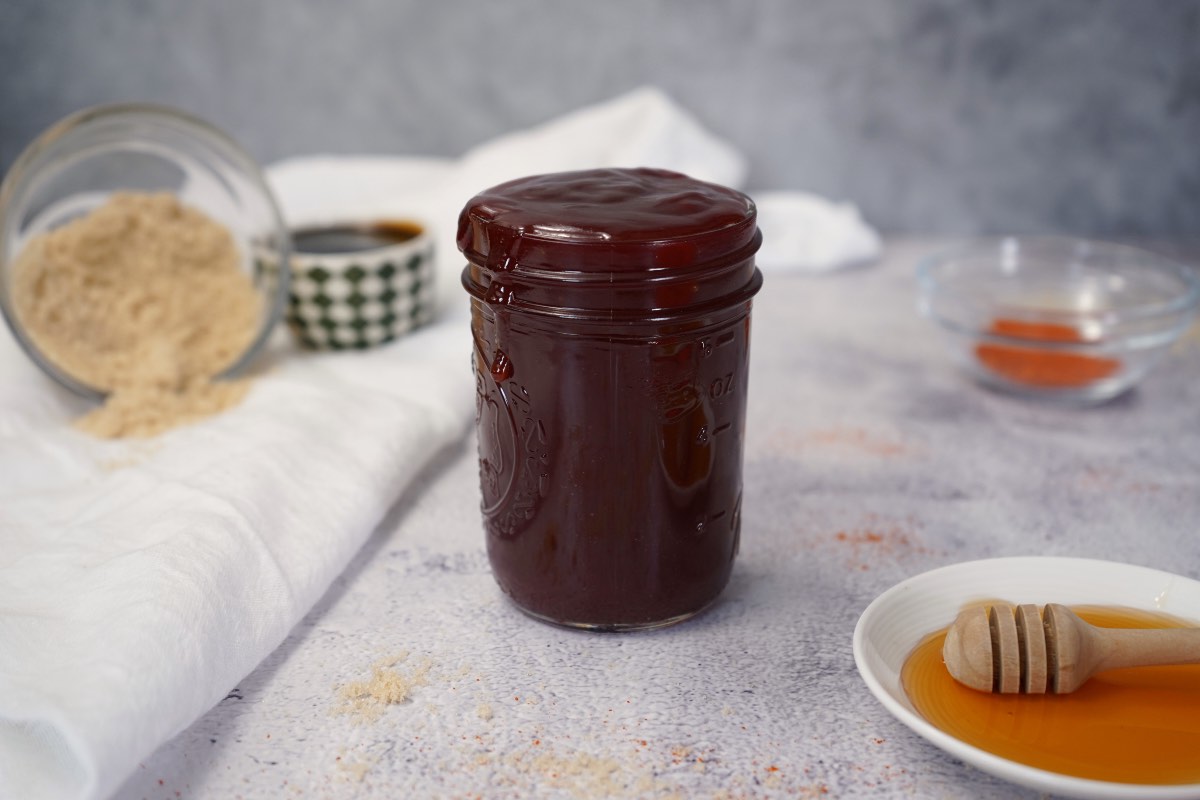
11,192,262,438
334,653,431,723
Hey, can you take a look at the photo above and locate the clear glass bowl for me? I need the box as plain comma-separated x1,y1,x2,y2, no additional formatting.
0,104,289,400
917,237,1200,404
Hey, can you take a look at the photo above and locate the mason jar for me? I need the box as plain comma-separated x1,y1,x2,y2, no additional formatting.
459,167,763,630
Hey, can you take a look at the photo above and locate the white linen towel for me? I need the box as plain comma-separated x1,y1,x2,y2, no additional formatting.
754,191,882,273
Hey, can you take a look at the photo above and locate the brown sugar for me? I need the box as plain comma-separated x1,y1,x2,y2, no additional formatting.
334,654,431,723
11,192,261,438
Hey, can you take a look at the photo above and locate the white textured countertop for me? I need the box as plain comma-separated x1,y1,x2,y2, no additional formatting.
113,240,1200,799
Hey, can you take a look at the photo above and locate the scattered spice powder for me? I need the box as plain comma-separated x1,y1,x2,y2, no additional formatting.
805,426,906,457
975,317,1120,389
832,515,933,570
11,192,262,438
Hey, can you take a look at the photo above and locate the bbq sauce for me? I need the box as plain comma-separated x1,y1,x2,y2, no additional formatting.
459,168,763,630
292,221,422,254
902,606,1200,785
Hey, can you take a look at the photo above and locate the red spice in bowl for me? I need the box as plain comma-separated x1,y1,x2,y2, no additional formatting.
917,238,1200,404
974,318,1121,390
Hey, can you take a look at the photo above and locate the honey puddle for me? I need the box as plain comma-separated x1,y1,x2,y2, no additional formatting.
902,606,1200,785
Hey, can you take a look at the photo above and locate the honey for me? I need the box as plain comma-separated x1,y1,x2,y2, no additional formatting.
902,606,1200,785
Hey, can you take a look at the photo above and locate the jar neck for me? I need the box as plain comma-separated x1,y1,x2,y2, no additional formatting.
462,230,762,322
469,287,759,343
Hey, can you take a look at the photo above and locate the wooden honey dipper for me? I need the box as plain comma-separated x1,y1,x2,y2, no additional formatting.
942,602,1200,694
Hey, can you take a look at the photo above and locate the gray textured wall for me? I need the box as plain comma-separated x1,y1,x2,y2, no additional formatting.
1,0,1197,236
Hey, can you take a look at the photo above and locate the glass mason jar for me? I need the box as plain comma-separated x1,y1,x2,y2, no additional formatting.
459,167,763,631
0,104,288,400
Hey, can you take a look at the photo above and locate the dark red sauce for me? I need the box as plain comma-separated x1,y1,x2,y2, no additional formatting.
459,168,762,630
292,220,423,254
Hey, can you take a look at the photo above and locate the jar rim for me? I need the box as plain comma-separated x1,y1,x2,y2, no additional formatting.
457,167,759,276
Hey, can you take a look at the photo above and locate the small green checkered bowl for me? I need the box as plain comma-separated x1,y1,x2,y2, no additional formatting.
263,220,435,350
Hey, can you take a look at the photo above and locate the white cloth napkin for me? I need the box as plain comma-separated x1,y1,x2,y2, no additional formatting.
0,328,473,800
754,191,882,273
0,86,786,800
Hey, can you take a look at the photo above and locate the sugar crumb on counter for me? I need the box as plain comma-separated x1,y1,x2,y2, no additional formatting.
334,755,374,783
333,652,431,723
498,745,675,800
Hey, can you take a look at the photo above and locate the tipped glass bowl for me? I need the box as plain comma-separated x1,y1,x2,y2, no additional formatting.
0,104,290,400
918,237,1200,404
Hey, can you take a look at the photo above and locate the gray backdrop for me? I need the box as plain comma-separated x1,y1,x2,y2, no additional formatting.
1,0,1197,236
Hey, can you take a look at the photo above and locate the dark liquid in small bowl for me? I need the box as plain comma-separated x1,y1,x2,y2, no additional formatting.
292,221,423,254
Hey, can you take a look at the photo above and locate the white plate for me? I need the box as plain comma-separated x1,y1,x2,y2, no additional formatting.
852,556,1200,800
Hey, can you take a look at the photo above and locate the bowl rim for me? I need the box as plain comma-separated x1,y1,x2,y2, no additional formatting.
0,102,291,402
916,236,1200,332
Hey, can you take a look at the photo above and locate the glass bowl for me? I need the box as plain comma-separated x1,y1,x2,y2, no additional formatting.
917,237,1200,404
0,103,290,401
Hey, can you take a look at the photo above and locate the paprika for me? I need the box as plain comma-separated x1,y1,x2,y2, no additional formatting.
975,318,1120,389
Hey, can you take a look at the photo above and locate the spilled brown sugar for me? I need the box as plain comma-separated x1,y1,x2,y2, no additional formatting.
334,653,431,723
11,192,261,438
